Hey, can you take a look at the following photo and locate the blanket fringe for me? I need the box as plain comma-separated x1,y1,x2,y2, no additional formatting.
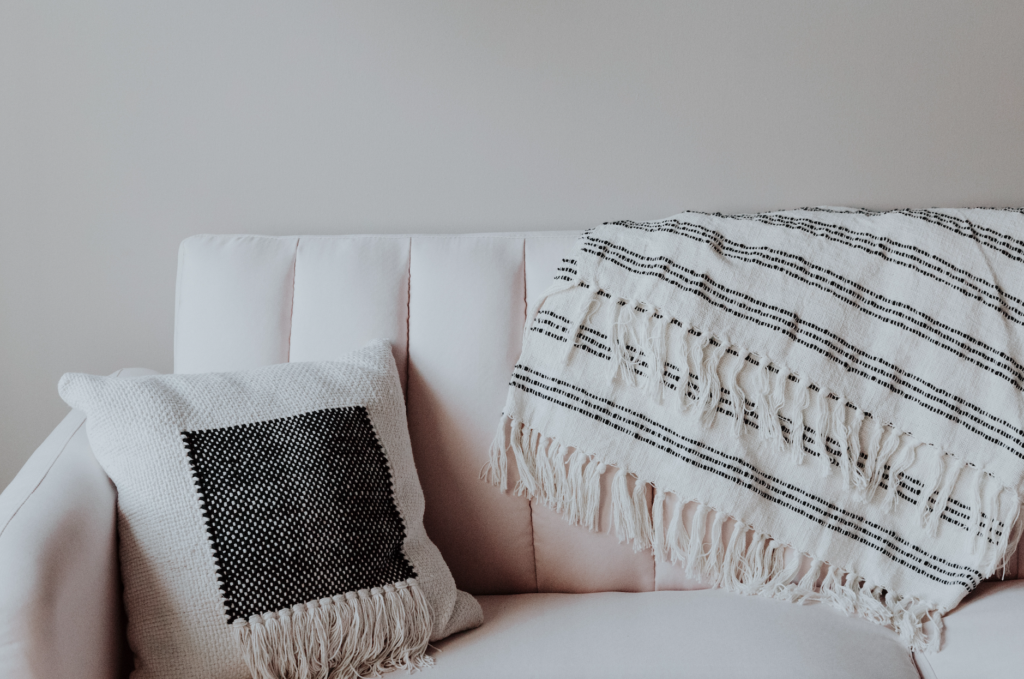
547,285,1012,536
233,578,433,679
482,416,1008,652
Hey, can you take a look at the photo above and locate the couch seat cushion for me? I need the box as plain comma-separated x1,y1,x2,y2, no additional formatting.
412,590,920,679
915,580,1024,679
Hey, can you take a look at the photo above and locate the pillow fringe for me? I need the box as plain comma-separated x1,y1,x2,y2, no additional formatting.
233,579,433,679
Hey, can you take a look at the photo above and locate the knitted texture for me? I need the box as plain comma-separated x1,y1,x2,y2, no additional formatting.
60,340,482,679
486,208,1024,651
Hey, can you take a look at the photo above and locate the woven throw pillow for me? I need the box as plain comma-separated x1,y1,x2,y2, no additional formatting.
59,340,482,679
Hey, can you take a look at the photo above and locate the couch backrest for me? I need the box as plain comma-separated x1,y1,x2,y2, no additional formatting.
173,234,1022,594
174,233,678,596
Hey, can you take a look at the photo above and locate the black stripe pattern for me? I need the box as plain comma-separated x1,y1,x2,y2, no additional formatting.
669,211,1024,324
531,308,1005,543
509,362,983,589
579,234,1024,460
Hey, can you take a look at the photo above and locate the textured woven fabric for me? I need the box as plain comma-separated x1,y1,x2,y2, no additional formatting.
488,208,1024,650
59,340,482,679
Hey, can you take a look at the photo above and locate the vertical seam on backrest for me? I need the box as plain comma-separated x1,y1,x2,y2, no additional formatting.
173,240,187,373
913,649,937,679
649,488,657,590
286,238,299,363
523,237,540,593
405,238,412,404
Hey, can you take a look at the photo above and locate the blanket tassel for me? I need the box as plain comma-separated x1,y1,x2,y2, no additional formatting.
481,416,968,653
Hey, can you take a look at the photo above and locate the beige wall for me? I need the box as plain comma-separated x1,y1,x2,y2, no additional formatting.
2,1,1023,490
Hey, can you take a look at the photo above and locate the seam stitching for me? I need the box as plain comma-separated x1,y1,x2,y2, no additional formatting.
405,238,412,403
0,367,126,538
286,238,299,362
522,238,541,593
0,419,86,540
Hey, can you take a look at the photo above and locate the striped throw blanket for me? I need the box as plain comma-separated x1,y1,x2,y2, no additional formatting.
485,208,1024,650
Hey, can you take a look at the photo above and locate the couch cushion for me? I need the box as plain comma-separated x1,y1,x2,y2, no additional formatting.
414,591,921,679
915,580,1024,679
406,235,537,594
289,236,412,393
175,235,297,374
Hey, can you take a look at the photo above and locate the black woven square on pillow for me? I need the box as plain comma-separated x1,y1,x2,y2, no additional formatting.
182,405,417,623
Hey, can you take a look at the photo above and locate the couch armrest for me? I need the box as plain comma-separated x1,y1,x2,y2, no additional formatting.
0,368,156,679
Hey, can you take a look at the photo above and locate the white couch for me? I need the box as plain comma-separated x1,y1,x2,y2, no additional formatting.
2,233,1022,679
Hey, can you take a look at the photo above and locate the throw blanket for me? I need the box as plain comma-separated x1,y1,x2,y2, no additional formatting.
485,207,1024,651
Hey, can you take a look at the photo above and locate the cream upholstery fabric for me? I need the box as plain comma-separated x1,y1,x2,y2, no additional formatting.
410,590,920,679
915,581,1024,679
0,369,153,679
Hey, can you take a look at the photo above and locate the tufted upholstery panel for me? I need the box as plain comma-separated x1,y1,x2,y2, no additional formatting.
176,233,665,594
174,233,1020,594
